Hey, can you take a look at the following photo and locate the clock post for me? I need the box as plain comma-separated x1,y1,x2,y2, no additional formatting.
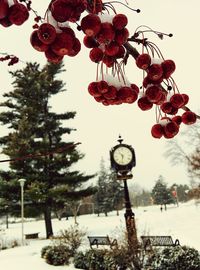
110,136,139,250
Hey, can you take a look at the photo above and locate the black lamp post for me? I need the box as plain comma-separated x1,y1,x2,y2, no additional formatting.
110,136,139,249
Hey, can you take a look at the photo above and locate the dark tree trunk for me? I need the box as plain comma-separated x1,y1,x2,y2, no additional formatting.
44,205,53,239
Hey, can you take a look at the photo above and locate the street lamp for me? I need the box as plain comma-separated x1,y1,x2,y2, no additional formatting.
18,178,26,245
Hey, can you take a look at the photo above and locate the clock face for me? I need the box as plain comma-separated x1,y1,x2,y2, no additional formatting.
113,146,133,166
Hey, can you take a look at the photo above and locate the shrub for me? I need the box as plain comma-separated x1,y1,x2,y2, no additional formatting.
54,225,86,256
73,251,88,269
146,245,200,270
74,249,107,270
41,245,52,258
44,245,71,266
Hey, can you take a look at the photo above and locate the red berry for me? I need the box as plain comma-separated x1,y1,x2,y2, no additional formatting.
172,115,182,125
97,23,115,44
154,90,167,105
151,124,164,139
160,102,174,114
115,28,129,45
0,16,12,27
45,48,64,64
37,23,57,45
145,85,162,103
112,14,128,30
8,3,29,25
67,38,81,57
137,96,153,111
104,86,117,99
51,0,73,22
170,94,185,108
105,41,119,56
81,14,101,37
51,32,74,56
115,46,125,59
30,30,49,52
130,84,139,94
147,64,163,81
182,111,197,125
0,0,9,19
83,36,99,48
182,94,189,105
161,59,176,79
164,121,179,138
102,55,114,68
117,86,138,103
89,47,103,63
136,54,151,70
88,82,101,97
97,81,109,94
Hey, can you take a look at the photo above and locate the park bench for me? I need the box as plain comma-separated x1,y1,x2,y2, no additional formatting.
141,235,180,251
88,235,118,249
25,232,40,239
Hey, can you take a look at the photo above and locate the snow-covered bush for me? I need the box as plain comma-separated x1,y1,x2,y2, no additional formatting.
44,245,71,266
146,245,200,270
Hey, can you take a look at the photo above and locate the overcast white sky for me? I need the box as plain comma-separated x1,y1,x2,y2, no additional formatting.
0,0,200,190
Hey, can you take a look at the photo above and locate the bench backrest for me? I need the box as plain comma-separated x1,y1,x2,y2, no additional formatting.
88,236,110,246
141,236,174,248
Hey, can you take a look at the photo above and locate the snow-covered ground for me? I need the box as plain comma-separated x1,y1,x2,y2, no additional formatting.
0,200,199,269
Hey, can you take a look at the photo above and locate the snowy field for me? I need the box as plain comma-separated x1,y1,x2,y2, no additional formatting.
0,200,199,269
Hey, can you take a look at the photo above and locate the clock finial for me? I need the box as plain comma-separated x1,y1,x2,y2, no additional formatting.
118,135,123,144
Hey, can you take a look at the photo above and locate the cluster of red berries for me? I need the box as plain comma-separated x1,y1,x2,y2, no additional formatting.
88,76,139,106
135,53,197,138
30,22,81,63
151,111,197,139
81,13,129,67
0,0,29,27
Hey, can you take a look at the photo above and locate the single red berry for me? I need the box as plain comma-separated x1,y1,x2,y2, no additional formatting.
50,0,73,22
115,28,129,45
104,85,117,99
137,96,153,111
81,14,101,37
0,0,9,19
117,86,138,103
170,93,185,108
145,85,162,103
8,3,29,25
147,64,163,81
37,23,57,45
181,94,189,106
164,121,179,138
151,124,164,139
161,59,176,79
30,30,49,52
67,38,81,57
97,22,115,44
59,26,75,38
45,48,64,64
83,35,99,48
51,32,74,56
182,111,197,125
136,54,151,70
160,102,173,114
112,14,128,30
154,90,167,105
0,16,12,27
97,81,109,94
89,47,103,63
88,82,102,97
130,84,139,94
172,115,182,125
102,55,114,68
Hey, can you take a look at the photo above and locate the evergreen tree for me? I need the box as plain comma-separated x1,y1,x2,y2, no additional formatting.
151,175,174,210
0,62,96,238
94,159,124,216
